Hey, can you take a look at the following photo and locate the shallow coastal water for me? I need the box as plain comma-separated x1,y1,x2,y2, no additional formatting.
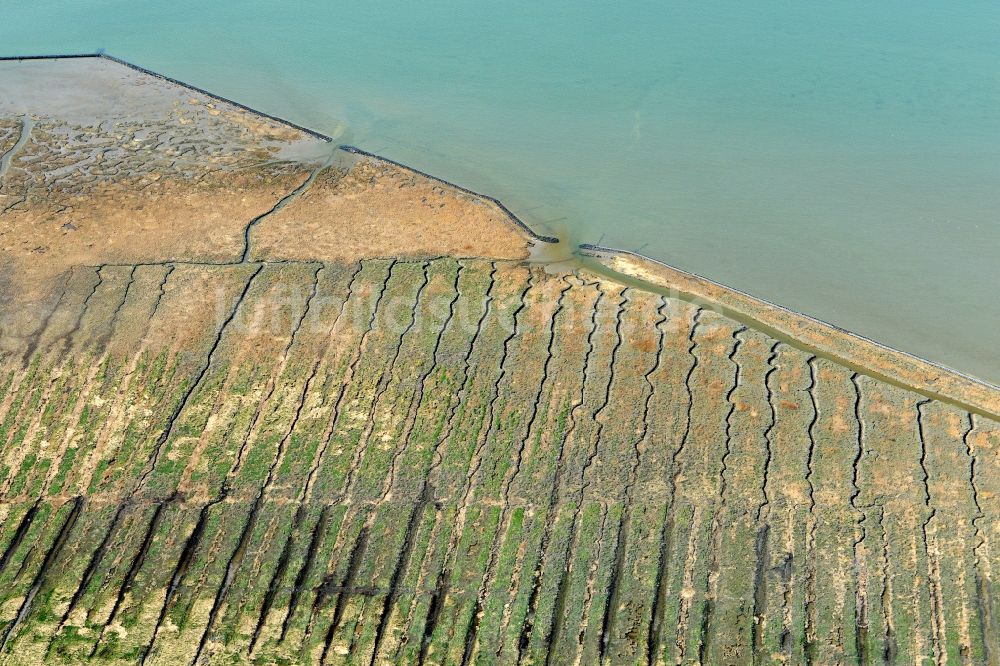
3,0,999,384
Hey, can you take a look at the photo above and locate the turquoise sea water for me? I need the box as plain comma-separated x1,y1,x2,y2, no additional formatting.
3,1,999,384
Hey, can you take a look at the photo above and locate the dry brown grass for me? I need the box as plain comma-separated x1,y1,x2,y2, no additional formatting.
251,158,530,263
1,169,309,295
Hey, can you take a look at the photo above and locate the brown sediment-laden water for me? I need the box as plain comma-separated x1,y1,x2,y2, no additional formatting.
0,56,998,665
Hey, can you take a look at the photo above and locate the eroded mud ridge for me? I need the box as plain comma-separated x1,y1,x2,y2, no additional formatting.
2,259,1000,665
1,56,999,665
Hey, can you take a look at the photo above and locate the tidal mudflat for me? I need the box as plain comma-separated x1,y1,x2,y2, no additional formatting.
0,56,998,665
